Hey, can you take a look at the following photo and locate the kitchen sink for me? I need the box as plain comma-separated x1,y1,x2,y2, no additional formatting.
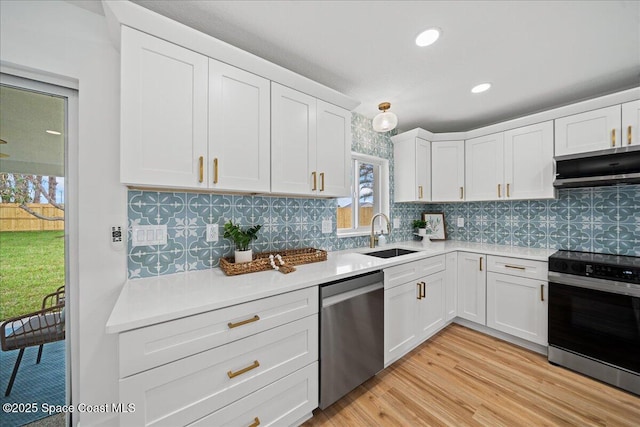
364,248,418,258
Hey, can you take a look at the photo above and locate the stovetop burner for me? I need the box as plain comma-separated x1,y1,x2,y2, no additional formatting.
549,250,640,284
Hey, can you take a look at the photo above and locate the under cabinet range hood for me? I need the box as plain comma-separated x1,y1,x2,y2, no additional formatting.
554,145,640,188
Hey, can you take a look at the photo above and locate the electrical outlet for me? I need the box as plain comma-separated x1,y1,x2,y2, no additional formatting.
322,219,332,234
132,225,167,247
457,217,465,228
393,218,401,229
206,224,219,242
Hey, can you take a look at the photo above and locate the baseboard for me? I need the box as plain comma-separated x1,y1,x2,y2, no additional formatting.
453,318,548,356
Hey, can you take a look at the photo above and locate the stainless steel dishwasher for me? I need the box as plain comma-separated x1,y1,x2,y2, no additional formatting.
319,270,384,409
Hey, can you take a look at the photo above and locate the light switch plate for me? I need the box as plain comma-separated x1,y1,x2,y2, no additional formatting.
322,219,332,234
206,224,219,242
393,218,401,229
457,217,465,228
132,225,167,247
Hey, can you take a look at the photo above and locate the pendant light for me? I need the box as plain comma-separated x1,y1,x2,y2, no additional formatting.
372,102,398,133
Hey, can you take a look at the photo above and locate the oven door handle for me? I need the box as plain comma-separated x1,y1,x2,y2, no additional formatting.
548,271,640,298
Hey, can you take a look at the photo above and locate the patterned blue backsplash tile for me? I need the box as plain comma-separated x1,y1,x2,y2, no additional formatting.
425,185,640,257
127,112,640,279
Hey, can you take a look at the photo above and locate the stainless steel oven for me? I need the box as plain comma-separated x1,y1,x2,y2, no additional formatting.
548,250,640,395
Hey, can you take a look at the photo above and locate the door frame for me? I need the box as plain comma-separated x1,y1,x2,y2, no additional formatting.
0,71,79,423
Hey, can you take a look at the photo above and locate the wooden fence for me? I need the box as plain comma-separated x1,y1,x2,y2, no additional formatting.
337,206,373,229
0,203,64,232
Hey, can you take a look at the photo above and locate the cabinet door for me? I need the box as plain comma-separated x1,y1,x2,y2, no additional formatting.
316,100,351,197
456,252,486,325
384,281,420,366
504,121,554,200
465,133,504,201
555,105,621,156
431,140,465,202
417,271,446,339
487,273,547,345
445,252,458,321
271,83,317,195
622,100,640,147
416,138,431,201
209,59,270,192
121,26,208,189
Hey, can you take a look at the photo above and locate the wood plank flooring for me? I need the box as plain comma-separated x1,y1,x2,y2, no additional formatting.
303,324,640,427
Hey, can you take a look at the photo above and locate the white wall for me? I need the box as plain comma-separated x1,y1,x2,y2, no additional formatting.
0,1,126,425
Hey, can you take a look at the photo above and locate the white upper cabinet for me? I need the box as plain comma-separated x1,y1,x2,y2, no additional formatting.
554,105,621,156
504,121,554,200
316,100,351,197
121,26,209,189
431,140,465,202
466,122,554,201
271,83,350,197
465,133,504,201
622,100,640,147
393,135,431,202
209,59,270,193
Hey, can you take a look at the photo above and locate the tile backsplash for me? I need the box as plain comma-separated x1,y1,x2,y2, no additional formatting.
426,184,640,257
127,112,640,279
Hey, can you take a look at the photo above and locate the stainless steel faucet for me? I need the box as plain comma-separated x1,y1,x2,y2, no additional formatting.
370,213,391,248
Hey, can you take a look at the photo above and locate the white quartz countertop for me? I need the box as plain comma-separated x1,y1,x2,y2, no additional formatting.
106,240,555,334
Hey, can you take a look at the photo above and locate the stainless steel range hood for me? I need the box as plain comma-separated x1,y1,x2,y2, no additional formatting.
554,145,640,188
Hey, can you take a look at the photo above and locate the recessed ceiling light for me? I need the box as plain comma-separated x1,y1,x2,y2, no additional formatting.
471,83,492,94
46,130,62,135
415,28,440,47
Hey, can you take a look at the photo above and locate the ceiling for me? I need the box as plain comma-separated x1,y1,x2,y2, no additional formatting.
125,0,640,133
0,85,65,176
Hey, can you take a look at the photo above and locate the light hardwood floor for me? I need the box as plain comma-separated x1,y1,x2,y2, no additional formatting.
303,324,640,426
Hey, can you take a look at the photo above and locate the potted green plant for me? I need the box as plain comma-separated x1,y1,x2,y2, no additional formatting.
223,220,262,263
412,219,427,236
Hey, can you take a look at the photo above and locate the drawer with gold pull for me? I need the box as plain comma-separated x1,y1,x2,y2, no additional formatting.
119,315,318,426
486,255,548,280
188,362,318,427
119,287,318,378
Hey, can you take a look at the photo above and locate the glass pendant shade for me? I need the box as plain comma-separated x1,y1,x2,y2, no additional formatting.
372,102,398,133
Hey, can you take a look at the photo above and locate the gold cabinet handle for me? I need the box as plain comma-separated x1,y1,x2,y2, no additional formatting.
611,129,616,147
228,315,260,329
213,158,219,184
540,284,544,302
506,183,510,198
416,282,422,300
479,257,483,271
228,360,260,379
629,125,633,145
312,171,317,191
497,184,501,198
320,172,325,192
198,156,204,183
505,264,525,271
421,281,426,299
248,417,260,427
460,186,464,200
418,185,423,199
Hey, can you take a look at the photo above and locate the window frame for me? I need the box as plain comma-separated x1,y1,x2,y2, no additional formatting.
337,152,390,237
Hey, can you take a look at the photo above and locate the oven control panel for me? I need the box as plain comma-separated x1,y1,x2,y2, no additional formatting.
549,253,640,284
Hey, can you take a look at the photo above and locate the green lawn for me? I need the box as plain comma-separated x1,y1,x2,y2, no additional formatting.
0,231,65,320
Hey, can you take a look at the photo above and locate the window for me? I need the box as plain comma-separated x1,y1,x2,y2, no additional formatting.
337,153,389,236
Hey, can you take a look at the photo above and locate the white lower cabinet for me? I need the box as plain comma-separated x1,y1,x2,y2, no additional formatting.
189,363,318,427
486,255,548,346
445,252,458,321
456,252,487,325
384,256,448,366
117,288,318,427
